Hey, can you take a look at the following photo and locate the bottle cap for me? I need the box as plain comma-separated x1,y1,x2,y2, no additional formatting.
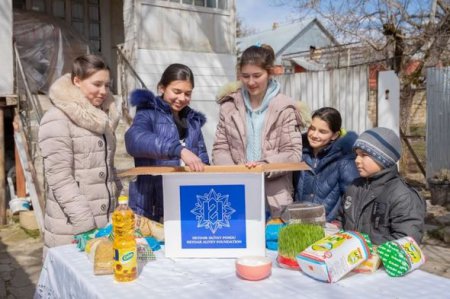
118,195,128,204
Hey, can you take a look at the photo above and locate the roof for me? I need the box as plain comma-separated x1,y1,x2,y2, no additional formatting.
237,19,337,64
290,57,327,71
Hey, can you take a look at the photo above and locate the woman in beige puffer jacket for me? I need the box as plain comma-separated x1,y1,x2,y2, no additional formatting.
38,55,121,254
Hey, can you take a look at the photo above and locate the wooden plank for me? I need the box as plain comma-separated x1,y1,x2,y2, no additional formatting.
118,162,310,177
15,145,26,197
13,130,44,234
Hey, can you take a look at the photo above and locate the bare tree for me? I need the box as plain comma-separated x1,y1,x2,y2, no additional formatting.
276,0,449,126
276,0,449,173
236,14,257,38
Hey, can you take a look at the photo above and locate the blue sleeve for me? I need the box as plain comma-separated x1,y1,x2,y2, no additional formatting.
293,170,305,202
338,156,359,194
197,131,210,165
125,109,183,159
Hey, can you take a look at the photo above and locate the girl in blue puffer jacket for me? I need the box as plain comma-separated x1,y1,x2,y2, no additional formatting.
125,64,209,221
293,107,359,221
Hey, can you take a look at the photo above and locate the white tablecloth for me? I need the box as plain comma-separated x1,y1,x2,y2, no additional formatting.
34,244,450,299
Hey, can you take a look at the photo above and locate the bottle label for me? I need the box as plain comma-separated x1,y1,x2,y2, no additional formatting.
114,248,137,272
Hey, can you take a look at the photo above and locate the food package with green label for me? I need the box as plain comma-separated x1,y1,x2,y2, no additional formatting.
296,231,371,282
377,236,426,277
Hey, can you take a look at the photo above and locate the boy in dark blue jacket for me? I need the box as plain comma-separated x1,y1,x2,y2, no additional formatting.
335,127,426,245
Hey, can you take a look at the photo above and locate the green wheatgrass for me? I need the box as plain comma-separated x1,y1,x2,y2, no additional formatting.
278,223,325,259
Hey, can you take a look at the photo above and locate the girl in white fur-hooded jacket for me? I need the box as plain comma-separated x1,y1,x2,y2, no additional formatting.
39,55,122,256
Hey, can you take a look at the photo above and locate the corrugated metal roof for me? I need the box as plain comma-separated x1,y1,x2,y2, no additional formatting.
237,19,336,64
237,19,314,57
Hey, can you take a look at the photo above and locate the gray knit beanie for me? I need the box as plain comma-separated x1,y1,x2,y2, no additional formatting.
353,127,402,168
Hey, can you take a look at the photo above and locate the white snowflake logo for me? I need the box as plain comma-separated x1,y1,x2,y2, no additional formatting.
190,189,236,234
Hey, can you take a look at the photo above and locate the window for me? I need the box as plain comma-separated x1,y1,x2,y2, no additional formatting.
13,0,26,9
23,0,103,52
71,1,85,35
218,0,227,9
52,0,65,19
168,0,228,10
194,0,205,6
70,0,101,52
88,1,101,52
31,0,46,12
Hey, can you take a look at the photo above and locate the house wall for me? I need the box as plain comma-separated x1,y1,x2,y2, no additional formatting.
123,0,237,155
0,0,14,96
137,1,234,53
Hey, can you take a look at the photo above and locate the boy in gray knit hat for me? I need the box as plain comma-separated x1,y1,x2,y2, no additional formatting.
335,127,426,245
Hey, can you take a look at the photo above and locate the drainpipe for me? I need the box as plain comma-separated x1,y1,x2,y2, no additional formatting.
0,107,5,225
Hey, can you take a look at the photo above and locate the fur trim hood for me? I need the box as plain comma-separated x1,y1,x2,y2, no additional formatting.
216,81,242,103
48,74,120,134
130,89,207,126
294,101,312,128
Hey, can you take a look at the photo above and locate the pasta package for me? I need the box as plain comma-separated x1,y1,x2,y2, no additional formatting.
93,239,114,275
296,231,370,282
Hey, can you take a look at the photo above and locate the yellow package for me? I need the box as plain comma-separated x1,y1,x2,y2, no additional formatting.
94,239,114,275
353,253,381,273
136,215,164,241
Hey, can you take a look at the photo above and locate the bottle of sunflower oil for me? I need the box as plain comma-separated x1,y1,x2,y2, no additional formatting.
113,194,137,282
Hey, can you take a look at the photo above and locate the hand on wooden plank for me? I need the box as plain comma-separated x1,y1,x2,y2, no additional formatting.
180,148,205,172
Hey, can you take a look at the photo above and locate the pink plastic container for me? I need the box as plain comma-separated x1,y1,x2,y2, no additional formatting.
235,256,272,281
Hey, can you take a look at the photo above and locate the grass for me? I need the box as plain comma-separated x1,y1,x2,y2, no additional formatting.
278,223,325,259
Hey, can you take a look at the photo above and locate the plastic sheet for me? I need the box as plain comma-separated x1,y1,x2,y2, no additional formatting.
13,9,90,93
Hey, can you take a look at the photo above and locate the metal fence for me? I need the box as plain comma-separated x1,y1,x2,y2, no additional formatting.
276,65,371,133
426,67,450,178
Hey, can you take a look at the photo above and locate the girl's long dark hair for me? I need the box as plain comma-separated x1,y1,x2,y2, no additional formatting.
158,63,194,89
311,107,342,133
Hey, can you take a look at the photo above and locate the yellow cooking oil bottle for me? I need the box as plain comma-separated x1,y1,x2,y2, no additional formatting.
113,194,137,282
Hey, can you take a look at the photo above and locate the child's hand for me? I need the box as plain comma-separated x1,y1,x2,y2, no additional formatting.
181,148,205,172
245,161,261,168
